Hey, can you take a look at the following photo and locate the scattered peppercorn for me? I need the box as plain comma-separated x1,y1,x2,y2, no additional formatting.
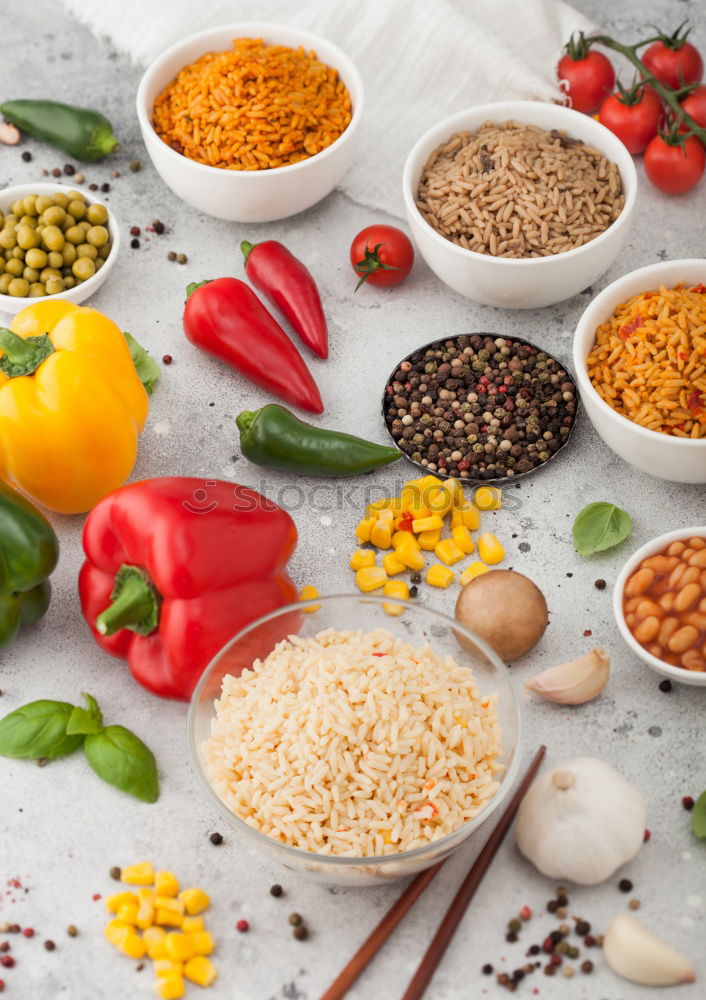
74,172,85,183
167,251,177,261
528,945,540,956
482,964,493,975
129,161,141,172
177,253,187,264
152,220,165,234
0,926,7,934
44,940,55,951
209,832,223,845
293,925,308,941
0,944,8,953
89,183,98,191
64,164,75,176
562,965,575,978
567,945,580,959
628,898,640,910
512,968,525,981
162,355,172,365
51,167,62,177
618,879,633,892
101,183,110,193
519,906,532,921
543,964,556,976
549,930,563,944
21,928,33,938
112,170,121,178
269,884,283,898
581,960,593,974
130,238,140,249
288,913,302,927
546,900,558,913
583,629,592,637
682,796,694,811
507,918,522,933
109,866,121,881
550,953,562,966
643,828,651,842
659,679,672,693
67,925,78,937
584,934,595,947
575,920,590,936
8,928,18,936
556,907,567,919
558,924,570,936
506,931,518,943
408,585,418,598
36,758,48,767
594,578,606,590
136,962,145,972
542,937,555,953
0,957,13,970
130,226,141,237
21,151,32,162
0,978,4,991
236,920,249,933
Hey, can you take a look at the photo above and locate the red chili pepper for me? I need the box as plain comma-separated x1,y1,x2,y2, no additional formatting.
78,477,299,700
619,314,644,341
398,513,414,533
687,391,703,414
241,241,328,359
183,277,323,414
692,284,706,294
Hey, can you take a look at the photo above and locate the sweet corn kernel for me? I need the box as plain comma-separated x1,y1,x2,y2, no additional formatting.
184,956,217,988
434,539,465,566
299,585,320,612
370,520,393,549
457,503,480,530
392,530,418,550
412,514,443,534
153,975,185,1000
426,564,454,588
156,897,184,916
137,903,155,930
120,932,147,960
165,932,196,962
452,525,475,554
116,903,139,925
122,862,154,885
355,517,376,543
477,532,504,565
459,561,491,586
349,549,376,571
382,551,406,576
376,507,394,525
154,960,184,978
155,909,183,928
417,529,440,551
190,931,214,956
367,497,402,515
394,539,425,571
417,475,443,490
383,580,409,617
138,888,156,905
181,916,204,934
408,497,430,519
106,891,137,913
473,486,502,511
104,920,131,947
144,926,168,959
426,486,453,517
178,889,210,916
450,508,463,529
400,486,416,511
445,478,465,505
155,872,180,898
355,566,388,593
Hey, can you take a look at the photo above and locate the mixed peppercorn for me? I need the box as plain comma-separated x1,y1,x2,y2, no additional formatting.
384,335,577,481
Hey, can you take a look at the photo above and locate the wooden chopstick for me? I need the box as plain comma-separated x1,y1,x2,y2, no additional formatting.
319,745,546,1000
400,745,547,1000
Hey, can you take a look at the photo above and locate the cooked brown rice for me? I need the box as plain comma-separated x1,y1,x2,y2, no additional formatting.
416,120,624,258
203,627,503,857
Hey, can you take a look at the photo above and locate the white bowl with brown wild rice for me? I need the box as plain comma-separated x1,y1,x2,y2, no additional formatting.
402,102,637,309
573,259,706,484
188,595,522,886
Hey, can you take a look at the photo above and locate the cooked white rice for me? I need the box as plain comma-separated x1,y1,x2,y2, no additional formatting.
203,627,503,857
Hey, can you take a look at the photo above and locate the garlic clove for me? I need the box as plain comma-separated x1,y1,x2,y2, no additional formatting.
603,913,696,986
525,646,610,705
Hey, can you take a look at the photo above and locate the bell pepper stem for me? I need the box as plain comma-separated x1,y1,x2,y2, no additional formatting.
240,240,257,265
235,409,258,436
95,565,159,637
186,280,213,299
0,329,54,377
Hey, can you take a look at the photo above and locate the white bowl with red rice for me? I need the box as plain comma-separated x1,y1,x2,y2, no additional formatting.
136,23,364,222
573,259,706,484
402,102,637,308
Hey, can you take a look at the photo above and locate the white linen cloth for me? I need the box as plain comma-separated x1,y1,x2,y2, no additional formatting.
58,0,595,213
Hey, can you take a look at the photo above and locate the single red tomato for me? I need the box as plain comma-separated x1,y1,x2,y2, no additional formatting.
557,49,615,114
599,86,664,154
680,84,706,129
642,30,703,90
350,225,414,290
644,134,705,194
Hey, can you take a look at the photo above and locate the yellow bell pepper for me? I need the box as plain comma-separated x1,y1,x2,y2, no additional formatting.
0,301,150,514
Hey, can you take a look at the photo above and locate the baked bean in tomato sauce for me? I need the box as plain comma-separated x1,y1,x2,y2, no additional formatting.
623,536,706,672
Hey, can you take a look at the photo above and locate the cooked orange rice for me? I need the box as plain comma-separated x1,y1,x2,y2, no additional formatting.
152,37,352,170
587,283,706,438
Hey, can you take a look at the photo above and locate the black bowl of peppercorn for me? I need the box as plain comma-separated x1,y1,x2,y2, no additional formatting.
382,333,578,483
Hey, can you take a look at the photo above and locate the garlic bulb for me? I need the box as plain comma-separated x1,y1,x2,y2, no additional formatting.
604,913,696,986
525,647,610,704
515,757,646,885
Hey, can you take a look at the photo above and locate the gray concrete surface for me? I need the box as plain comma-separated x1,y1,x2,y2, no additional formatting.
0,1,705,998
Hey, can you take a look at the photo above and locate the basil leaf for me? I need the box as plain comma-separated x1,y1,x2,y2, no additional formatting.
572,502,633,556
0,700,84,759
123,332,160,396
692,790,706,840
66,692,103,736
83,725,159,803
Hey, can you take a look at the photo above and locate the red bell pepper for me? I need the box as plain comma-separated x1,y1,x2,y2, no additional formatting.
183,277,323,414
241,240,328,359
78,477,298,700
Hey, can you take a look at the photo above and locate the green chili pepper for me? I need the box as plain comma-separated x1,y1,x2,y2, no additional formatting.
0,100,119,161
0,480,59,649
236,404,402,477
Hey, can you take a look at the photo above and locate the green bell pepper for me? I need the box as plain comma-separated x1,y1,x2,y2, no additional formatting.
0,482,59,649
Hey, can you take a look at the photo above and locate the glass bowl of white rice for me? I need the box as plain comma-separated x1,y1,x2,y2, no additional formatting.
188,594,522,886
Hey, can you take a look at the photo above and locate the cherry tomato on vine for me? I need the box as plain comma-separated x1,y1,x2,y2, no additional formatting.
680,84,706,129
642,26,704,90
557,48,615,115
599,85,664,154
350,225,414,291
644,133,705,194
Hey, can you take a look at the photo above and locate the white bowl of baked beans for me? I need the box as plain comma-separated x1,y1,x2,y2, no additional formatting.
614,528,706,686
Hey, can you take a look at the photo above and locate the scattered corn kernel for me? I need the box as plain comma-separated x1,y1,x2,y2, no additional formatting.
477,532,505,565
370,520,393,549
144,926,168,959
138,888,156,905
458,503,480,530
181,916,204,934
153,975,185,1000
154,959,184,978
426,564,455,588
434,538,465,566
473,486,502,510
416,529,440,551
120,931,147,960
452,525,475,554
165,932,196,962
155,909,183,928
412,514,443,533
445,478,465,505
178,889,210,917
355,517,376,542
104,920,131,947
392,529,418,550
299,585,320,612
376,507,394,525
137,902,155,930
383,579,409,617
349,548,376,571
106,891,137,913
450,508,463,528
394,538,425,571
355,566,388,593
116,903,139,925
156,897,184,915
155,872,180,898
122,862,155,886
382,551,406,576
459,561,491,586
190,931,214,956
426,486,453,517
184,956,217,988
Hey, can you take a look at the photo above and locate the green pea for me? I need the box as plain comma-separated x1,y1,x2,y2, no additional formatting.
5,258,23,277
8,277,30,297
11,246,25,260
39,267,62,283
17,225,40,250
4,214,17,225
86,225,109,248
72,257,95,281
43,205,67,227
29,282,47,297
94,257,104,272
67,199,86,221
47,250,63,269
25,248,48,270
62,274,75,289
0,273,12,294
11,199,24,216
76,243,97,260
42,226,65,251
78,220,92,234
19,215,37,229
61,243,77,266
22,266,39,283
34,195,53,214
51,192,68,209
64,214,76,230
22,196,38,216
65,225,85,245
0,229,15,250
86,202,109,225
44,277,64,295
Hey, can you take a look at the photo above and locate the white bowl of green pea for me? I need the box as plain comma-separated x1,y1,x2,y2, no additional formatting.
0,182,119,315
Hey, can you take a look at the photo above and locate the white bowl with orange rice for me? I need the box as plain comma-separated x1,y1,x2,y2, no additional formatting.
573,259,706,484
136,23,364,222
